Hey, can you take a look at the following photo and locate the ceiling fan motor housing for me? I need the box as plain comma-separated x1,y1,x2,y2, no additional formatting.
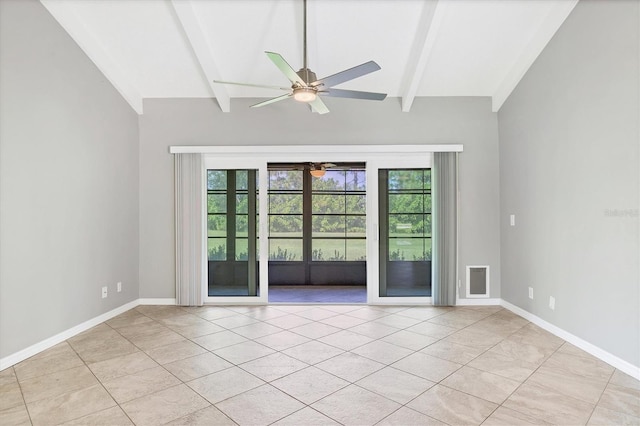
297,68,317,85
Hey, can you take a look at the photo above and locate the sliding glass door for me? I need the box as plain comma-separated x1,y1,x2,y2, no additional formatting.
378,169,432,296
207,169,259,296
193,146,448,305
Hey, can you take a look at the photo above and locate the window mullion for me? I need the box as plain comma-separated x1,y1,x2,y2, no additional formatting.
227,171,236,261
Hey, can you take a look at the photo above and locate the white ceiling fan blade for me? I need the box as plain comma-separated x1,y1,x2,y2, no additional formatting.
311,61,381,89
213,80,290,91
319,88,386,101
250,94,292,108
309,96,329,114
265,52,307,86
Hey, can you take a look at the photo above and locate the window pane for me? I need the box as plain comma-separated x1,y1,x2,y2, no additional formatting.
312,239,346,261
313,194,345,214
236,170,248,190
389,193,423,214
424,170,431,190
424,214,432,236
236,215,248,236
207,194,226,214
312,170,345,191
269,240,302,261
389,214,426,237
312,215,345,237
388,170,425,190
208,238,226,260
235,238,248,260
236,194,248,213
269,194,302,214
388,238,423,261
346,170,366,191
424,238,432,261
269,215,302,237
346,195,366,214
208,216,226,237
207,170,226,190
269,171,302,190
346,239,366,261
347,216,366,237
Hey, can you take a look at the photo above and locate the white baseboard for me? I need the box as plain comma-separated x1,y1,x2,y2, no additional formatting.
501,300,640,381
456,298,502,306
139,298,176,305
0,299,140,371
0,298,177,370
3,296,637,382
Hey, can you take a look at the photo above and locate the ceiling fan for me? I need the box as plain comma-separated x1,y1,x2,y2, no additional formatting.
309,162,335,177
213,0,386,114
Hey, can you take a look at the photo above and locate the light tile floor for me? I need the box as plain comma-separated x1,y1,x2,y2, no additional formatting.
1,305,638,426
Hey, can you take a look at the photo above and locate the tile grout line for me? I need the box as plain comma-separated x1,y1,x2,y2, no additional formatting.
14,305,634,426
11,366,35,426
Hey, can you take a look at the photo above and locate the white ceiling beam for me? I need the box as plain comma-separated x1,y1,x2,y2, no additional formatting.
171,0,230,113
40,0,144,114
491,0,579,112
401,0,445,112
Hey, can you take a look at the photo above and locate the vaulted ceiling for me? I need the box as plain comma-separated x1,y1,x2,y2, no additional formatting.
41,0,578,115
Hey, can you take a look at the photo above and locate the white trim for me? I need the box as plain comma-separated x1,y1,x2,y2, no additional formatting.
401,0,445,112
465,265,490,298
371,297,434,306
456,298,501,306
202,159,269,304
139,298,177,305
366,156,433,304
0,299,140,370
170,144,463,155
501,300,640,381
170,0,230,112
491,0,579,111
201,150,439,305
204,300,267,306
40,1,144,114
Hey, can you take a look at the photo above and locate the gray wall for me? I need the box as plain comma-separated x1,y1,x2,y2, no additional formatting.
139,97,501,300
0,0,140,358
498,0,639,366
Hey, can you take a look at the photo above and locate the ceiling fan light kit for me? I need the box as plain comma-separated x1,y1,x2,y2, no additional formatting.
293,87,317,103
309,162,336,178
213,0,386,114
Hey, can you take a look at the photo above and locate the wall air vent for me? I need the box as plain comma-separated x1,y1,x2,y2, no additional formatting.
466,265,489,298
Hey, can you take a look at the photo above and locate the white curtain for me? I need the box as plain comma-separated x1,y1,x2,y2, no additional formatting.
175,153,204,306
432,152,458,306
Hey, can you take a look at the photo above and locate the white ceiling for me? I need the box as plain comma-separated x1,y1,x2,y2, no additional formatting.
40,0,578,115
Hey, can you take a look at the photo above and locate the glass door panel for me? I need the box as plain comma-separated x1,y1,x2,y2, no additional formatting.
207,169,258,296
379,169,432,297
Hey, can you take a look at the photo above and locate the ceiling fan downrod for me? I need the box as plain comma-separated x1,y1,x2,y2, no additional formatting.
297,0,315,86
295,0,317,100
303,0,308,71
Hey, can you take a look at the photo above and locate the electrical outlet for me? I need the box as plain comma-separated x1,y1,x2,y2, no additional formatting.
510,214,516,227
528,287,533,299
102,286,108,299
549,296,555,310
117,282,122,292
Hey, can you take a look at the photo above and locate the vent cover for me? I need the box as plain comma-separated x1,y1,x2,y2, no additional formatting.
466,266,489,298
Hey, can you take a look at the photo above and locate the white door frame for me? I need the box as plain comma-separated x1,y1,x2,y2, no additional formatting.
172,145,463,305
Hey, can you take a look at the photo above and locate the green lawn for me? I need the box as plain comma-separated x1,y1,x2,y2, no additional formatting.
209,230,430,262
